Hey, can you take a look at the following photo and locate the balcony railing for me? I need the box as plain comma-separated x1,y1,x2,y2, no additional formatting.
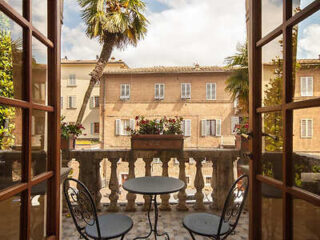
61,149,241,212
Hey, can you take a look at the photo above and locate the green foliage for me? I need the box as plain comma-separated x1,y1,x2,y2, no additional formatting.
61,116,85,139
129,116,183,135
224,43,249,113
0,14,16,150
77,0,148,46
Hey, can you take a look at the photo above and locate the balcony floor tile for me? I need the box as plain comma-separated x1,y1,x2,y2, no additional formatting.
62,206,248,239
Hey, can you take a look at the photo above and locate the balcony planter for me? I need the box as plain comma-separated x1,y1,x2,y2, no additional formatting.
131,135,184,150
61,134,76,150
235,135,249,152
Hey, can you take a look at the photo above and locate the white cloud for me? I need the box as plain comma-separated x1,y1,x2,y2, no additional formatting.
298,24,320,59
62,0,246,67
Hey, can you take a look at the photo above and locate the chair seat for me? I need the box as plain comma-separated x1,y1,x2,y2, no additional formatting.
85,214,133,239
183,213,230,236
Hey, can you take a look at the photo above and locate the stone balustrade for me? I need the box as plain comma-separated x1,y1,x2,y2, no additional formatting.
61,149,240,211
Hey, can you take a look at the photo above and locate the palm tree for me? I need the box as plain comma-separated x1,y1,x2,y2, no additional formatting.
76,0,148,124
224,43,249,113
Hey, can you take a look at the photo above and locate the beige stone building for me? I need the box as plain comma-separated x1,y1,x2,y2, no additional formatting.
61,58,128,141
100,65,239,150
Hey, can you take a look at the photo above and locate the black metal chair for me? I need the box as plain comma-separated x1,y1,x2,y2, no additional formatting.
63,178,133,240
183,175,249,240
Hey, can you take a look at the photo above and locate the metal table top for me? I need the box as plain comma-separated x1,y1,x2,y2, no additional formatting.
123,176,185,195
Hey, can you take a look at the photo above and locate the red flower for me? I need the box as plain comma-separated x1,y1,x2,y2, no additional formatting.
172,119,176,123
135,116,139,120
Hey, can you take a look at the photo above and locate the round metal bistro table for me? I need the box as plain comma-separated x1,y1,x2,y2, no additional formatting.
123,176,185,240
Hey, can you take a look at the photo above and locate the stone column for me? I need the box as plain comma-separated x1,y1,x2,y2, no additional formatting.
176,157,188,211
107,158,120,212
78,154,102,210
143,158,153,211
210,157,218,210
194,158,205,210
125,156,136,211
159,155,171,211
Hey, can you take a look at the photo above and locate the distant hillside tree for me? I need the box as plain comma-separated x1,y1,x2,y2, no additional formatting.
76,0,149,124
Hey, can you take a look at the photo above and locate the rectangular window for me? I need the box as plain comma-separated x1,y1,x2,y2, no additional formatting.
300,77,313,96
231,116,240,134
181,83,191,99
68,96,76,108
301,119,312,138
60,97,63,109
182,119,191,137
201,119,221,137
206,83,216,100
205,176,212,186
68,74,76,86
120,84,130,100
91,122,99,134
115,119,135,136
90,96,99,108
155,83,165,99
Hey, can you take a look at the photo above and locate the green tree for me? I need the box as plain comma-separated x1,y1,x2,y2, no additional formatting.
224,42,249,113
0,13,16,149
76,0,148,124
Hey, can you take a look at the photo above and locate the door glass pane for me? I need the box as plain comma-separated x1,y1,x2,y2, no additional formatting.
32,37,48,105
262,35,283,107
292,107,320,195
292,10,320,102
0,194,21,239
293,0,317,17
262,0,283,37
0,11,24,100
0,105,22,190
4,0,22,15
261,112,283,180
32,0,47,37
30,181,47,240
261,183,282,240
293,198,320,239
32,110,47,177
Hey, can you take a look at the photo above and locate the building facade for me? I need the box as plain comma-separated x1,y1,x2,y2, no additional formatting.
100,65,239,149
61,58,128,141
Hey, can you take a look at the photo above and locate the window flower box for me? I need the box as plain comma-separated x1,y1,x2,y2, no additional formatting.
131,134,184,150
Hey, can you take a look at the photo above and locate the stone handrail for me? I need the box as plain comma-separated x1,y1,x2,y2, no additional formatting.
61,149,240,211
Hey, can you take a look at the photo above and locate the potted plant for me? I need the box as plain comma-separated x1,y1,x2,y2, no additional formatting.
61,116,85,150
128,116,184,150
234,117,249,151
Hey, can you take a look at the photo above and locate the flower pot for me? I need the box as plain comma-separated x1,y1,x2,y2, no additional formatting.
235,135,249,152
131,135,184,150
61,134,76,150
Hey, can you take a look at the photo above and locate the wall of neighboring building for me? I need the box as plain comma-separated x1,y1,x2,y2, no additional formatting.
61,63,100,139
101,71,238,149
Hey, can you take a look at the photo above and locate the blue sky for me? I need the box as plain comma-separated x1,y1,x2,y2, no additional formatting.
61,0,320,67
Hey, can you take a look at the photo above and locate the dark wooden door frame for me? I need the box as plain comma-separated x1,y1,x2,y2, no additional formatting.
0,0,61,239
248,0,320,239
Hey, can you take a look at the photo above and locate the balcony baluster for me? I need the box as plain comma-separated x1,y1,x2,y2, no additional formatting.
177,157,188,211
194,157,205,210
107,158,120,212
143,158,153,211
125,156,136,211
159,155,171,211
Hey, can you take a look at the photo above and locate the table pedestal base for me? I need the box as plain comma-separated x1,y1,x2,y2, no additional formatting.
134,195,169,240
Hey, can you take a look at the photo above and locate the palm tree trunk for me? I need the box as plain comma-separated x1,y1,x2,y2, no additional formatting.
76,34,115,124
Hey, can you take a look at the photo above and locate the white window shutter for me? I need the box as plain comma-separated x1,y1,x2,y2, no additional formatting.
160,84,164,99
120,84,125,98
201,119,207,137
185,119,191,136
231,117,240,134
155,84,159,99
212,83,216,100
307,77,313,96
130,119,135,133
126,85,130,98
206,83,210,99
187,83,191,98
308,119,313,137
181,84,185,98
89,96,94,108
301,119,306,138
216,119,221,136
115,119,121,136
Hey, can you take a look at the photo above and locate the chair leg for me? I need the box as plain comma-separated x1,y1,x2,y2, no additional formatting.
188,230,196,240
120,235,125,240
